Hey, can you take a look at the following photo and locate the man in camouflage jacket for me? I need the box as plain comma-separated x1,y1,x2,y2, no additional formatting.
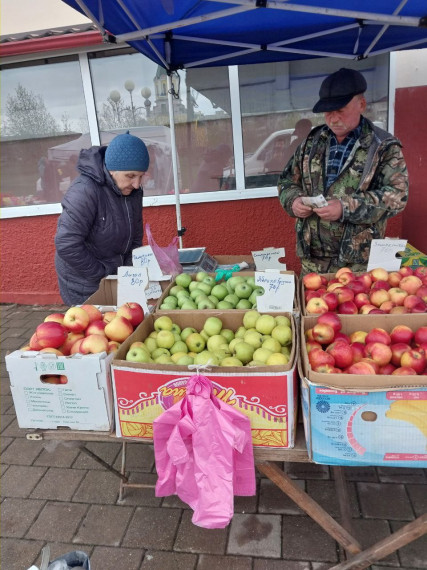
278,68,408,274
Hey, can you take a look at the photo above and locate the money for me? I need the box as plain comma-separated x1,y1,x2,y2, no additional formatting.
301,195,328,208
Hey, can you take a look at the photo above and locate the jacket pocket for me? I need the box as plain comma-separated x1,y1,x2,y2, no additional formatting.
339,225,379,265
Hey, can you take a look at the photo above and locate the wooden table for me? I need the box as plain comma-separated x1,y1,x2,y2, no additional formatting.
26,424,426,569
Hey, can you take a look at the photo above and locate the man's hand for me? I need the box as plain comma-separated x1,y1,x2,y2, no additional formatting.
292,197,313,218
313,199,343,221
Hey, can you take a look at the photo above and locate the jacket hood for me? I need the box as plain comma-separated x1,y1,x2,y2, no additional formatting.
77,146,108,185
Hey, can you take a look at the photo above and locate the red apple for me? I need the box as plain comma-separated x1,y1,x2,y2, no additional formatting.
365,328,391,345
85,320,107,337
364,342,392,366
414,267,427,279
388,287,408,306
387,271,402,287
306,340,323,353
358,272,373,290
327,282,345,293
104,316,134,343
416,285,427,303
29,333,43,351
312,364,342,373
335,267,353,278
317,312,342,333
80,334,109,354
335,287,354,304
58,332,85,356
370,267,389,282
371,280,391,291
326,340,354,369
390,342,411,367
306,297,329,315
39,347,64,356
322,292,339,311
80,304,103,324
70,338,85,355
347,280,366,295
308,348,335,369
404,295,426,312
389,306,409,314
392,366,417,375
400,349,426,374
303,272,323,291
63,307,90,333
107,340,121,354
102,310,117,324
359,304,378,315
414,327,427,346
399,275,423,295
369,309,387,314
390,325,414,345
351,342,366,362
379,301,395,313
312,323,335,344
347,361,377,375
369,288,390,307
44,313,65,324
116,302,144,328
306,290,324,302
337,301,358,315
33,321,68,349
337,271,355,286
360,358,380,374
378,363,396,375
398,266,414,277
305,328,315,342
354,292,370,309
349,331,368,344
334,332,351,344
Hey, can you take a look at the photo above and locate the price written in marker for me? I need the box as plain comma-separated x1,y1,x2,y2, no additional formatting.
117,266,149,313
255,271,295,312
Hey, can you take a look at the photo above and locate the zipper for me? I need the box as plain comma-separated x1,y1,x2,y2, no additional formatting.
122,196,132,261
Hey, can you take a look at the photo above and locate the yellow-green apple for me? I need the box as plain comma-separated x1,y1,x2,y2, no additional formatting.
154,316,174,331
271,324,292,346
70,338,85,355
350,342,365,362
312,323,335,345
229,338,243,353
44,313,65,324
102,310,117,324
80,304,102,323
266,352,289,366
349,330,368,344
371,279,390,291
217,300,234,310
399,266,414,277
399,275,423,295
392,366,417,375
401,349,426,374
243,330,263,349
195,282,212,296
414,327,427,346
117,302,144,327
195,271,209,282
154,354,174,365
181,299,198,310
322,292,339,311
104,316,133,342
255,314,276,335
306,340,323,353
308,348,335,369
162,296,178,309
151,347,170,359
347,361,377,375
306,297,329,315
126,346,151,362
390,325,414,345
203,316,223,337
220,356,244,367
175,272,192,288
80,334,109,354
326,341,354,369
303,272,323,291
252,347,273,363
156,330,176,349
354,292,370,310
185,332,206,353
389,306,409,314
194,350,219,366
403,294,426,312
177,355,195,365
359,304,377,314
221,328,235,343
317,312,342,333
58,332,84,356
275,315,291,327
144,337,158,353
107,340,121,353
337,301,358,315
34,321,69,349
171,351,187,363
170,340,188,355
85,320,107,337
370,267,389,282
211,283,228,301
364,342,392,366
63,307,90,333
262,337,282,354
234,342,255,364
39,347,64,355
369,288,390,307
390,342,411,366
388,271,402,287
180,327,197,342
206,335,228,353
378,363,396,375
365,328,391,345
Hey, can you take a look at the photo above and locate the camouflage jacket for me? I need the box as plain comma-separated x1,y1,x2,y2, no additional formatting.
278,118,408,267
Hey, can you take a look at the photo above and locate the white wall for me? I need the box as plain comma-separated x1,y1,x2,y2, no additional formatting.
395,49,427,88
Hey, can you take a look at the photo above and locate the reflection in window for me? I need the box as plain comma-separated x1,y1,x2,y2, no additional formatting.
0,57,89,207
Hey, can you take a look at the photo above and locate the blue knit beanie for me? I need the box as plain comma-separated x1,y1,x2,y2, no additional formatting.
104,131,150,171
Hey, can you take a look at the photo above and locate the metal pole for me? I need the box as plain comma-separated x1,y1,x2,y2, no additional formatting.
167,72,184,248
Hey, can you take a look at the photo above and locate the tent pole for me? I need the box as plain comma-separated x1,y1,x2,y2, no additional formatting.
167,72,184,248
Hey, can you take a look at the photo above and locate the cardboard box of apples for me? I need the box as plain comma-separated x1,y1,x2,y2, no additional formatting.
110,310,299,448
5,302,146,431
301,266,427,316
300,312,427,467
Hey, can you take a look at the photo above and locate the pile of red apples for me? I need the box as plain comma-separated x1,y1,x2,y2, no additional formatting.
22,302,144,356
303,266,427,315
306,312,427,375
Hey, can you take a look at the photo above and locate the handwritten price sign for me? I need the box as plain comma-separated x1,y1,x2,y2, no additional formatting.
255,271,295,312
117,266,149,313
367,239,407,272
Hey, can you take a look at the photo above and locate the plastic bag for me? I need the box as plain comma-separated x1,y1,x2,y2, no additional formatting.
145,223,182,276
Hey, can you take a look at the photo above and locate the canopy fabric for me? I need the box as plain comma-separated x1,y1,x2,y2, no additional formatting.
62,0,427,70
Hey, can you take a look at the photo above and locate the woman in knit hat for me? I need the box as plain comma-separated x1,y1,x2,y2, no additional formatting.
54,131,149,305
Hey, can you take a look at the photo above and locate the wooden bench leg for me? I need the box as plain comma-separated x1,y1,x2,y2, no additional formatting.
257,461,362,555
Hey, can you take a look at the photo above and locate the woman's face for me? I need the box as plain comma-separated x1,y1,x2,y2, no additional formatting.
110,171,145,196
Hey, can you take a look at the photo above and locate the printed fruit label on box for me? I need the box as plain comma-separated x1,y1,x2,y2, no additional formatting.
112,367,297,448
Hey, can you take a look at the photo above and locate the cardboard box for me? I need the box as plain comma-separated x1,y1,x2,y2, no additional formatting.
5,350,115,431
213,254,255,268
300,314,427,467
398,243,427,269
111,311,298,448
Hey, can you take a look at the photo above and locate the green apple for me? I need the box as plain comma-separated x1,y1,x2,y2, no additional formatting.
249,287,265,305
235,326,247,339
156,330,176,349
188,280,200,292
227,276,245,291
154,316,174,331
154,354,174,364
126,346,151,363
162,295,178,308
171,351,188,363
271,325,292,346
246,276,256,288
266,352,289,366
255,314,276,335
224,294,239,308
195,282,212,295
173,332,181,342
151,347,170,359
175,272,192,288
194,350,219,366
195,271,208,282
234,341,255,364
275,315,291,327
160,303,173,310
220,328,234,343
243,330,263,349
220,356,244,367
144,337,157,353
262,337,282,354
181,300,198,310
148,331,158,339
176,355,194,365
281,346,291,357
171,323,181,335
202,275,215,287
236,299,252,309
217,300,234,310
253,347,273,363
176,289,191,300
203,316,223,336
207,334,229,353
229,337,243,353
234,282,253,299
198,299,216,310
185,332,206,353
243,310,261,329
208,295,219,307
190,288,205,300
211,284,228,301
200,330,210,342
170,340,188,354
170,285,184,296
247,360,266,367
181,327,197,341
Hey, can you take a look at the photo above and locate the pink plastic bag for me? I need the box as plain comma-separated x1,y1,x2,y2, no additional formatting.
145,223,182,276
153,374,256,529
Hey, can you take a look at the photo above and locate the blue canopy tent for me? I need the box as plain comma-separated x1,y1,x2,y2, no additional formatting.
61,0,427,242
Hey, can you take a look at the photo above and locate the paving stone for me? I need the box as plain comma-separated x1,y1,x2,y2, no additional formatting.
30,467,86,501
306,479,360,518
285,462,331,480
311,564,336,570
281,515,338,563
26,501,88,542
406,484,427,517
1,435,14,453
34,440,81,468
377,466,426,484
141,550,197,569
258,477,306,515
74,503,134,545
357,482,414,520
1,417,27,438
1,326,33,339
1,465,47,497
175,509,228,555
72,469,120,504
351,517,399,566
123,506,181,549
254,560,311,570
197,553,252,569
72,441,122,469
118,472,161,506
234,492,258,514
228,513,281,558
90,546,143,570
0,537,45,570
1,462,9,475
0,394,14,413
161,494,191,509
0,413,15,432
1,335,28,350
1,497,45,537
1,436,44,465
390,520,427,569
112,441,155,472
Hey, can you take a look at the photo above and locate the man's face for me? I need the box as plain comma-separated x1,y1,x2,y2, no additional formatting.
110,171,145,196
324,95,366,142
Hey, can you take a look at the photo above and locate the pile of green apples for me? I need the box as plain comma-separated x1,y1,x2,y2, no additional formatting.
126,312,293,367
158,271,265,310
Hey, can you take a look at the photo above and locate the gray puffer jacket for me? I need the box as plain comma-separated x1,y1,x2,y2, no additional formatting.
55,146,143,300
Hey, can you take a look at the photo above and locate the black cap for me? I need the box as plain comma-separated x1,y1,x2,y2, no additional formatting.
313,68,367,113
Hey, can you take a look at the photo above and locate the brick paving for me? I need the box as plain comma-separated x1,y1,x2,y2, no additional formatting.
1,303,426,570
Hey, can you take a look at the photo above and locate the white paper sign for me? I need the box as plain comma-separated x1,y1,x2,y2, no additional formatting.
367,238,407,272
117,266,149,313
254,271,294,312
252,247,287,270
132,245,165,280
145,281,163,300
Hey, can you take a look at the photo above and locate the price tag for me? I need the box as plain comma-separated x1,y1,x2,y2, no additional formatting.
254,271,294,312
252,247,286,270
145,281,163,300
132,245,164,280
367,238,407,272
117,266,149,313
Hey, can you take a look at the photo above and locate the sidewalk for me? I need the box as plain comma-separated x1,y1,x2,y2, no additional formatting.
1,303,426,570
